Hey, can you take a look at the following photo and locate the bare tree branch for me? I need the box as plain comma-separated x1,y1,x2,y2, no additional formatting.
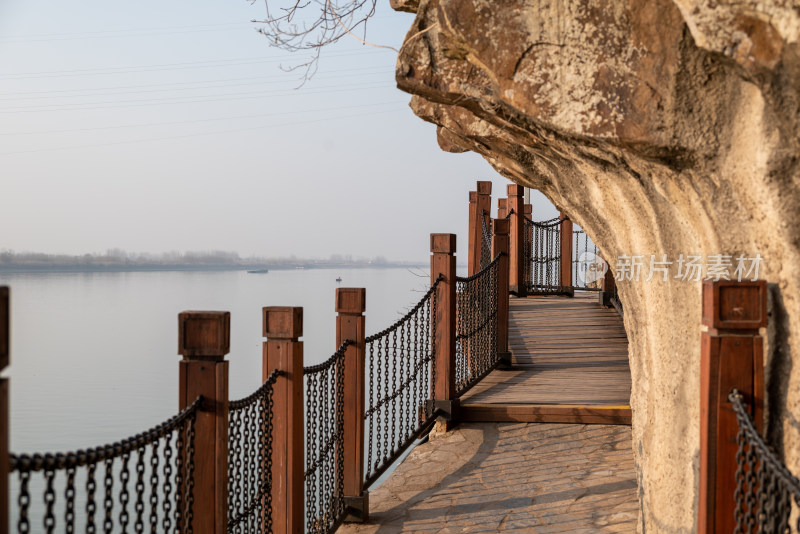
251,0,383,82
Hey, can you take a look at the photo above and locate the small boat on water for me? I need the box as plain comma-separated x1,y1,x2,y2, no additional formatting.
247,269,269,274
336,276,342,282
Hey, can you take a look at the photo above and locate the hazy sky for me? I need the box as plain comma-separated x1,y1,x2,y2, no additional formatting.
0,0,559,262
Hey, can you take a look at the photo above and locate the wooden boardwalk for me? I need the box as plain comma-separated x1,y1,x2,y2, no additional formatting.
461,293,632,425
337,294,636,533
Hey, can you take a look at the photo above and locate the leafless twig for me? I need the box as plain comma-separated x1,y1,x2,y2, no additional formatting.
252,0,381,82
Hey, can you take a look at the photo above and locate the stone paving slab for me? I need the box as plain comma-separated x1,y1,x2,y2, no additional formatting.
338,423,638,533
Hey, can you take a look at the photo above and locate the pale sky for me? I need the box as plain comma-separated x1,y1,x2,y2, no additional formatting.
0,0,559,262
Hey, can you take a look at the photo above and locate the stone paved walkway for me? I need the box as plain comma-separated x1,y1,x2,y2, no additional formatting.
338,423,638,533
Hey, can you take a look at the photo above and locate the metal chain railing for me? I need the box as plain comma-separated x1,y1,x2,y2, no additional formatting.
363,277,441,490
524,216,561,294
10,398,200,534
227,369,283,534
480,211,492,271
455,255,500,396
304,343,348,534
729,390,800,533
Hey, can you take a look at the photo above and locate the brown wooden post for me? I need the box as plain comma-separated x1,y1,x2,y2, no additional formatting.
477,182,492,263
508,185,525,296
263,307,304,534
600,258,616,307
491,221,511,367
178,311,230,534
337,288,368,522
523,203,532,221
467,191,479,277
430,234,458,421
498,198,508,220
698,280,767,534
559,213,574,296
468,182,493,277
0,287,8,534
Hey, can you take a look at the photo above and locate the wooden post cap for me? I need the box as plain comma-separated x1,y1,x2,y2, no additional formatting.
524,204,532,215
469,191,478,203
493,219,510,235
702,280,767,330
498,198,507,209
507,184,524,197
1,286,8,371
431,234,457,254
263,306,303,339
477,181,492,195
178,311,230,359
336,288,366,315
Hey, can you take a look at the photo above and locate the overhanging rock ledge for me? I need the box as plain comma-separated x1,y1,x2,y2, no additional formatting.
393,1,800,531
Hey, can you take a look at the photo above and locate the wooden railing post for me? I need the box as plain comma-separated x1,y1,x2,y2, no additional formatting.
468,182,493,276
523,203,532,221
1,287,9,534
477,181,492,263
508,184,525,296
600,259,616,307
430,234,458,422
498,198,508,220
491,220,511,366
337,289,368,522
559,213,574,295
178,310,230,534
263,307,305,534
698,280,767,534
467,191,479,277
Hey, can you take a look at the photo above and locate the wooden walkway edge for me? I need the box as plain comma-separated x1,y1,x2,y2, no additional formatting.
460,293,632,425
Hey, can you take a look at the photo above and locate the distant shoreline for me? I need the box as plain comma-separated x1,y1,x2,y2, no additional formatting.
0,263,428,274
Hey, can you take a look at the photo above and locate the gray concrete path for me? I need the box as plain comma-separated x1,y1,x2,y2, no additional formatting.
338,423,638,533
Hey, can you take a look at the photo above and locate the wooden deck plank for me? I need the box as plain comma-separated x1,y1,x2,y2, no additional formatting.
461,294,632,425
460,404,632,425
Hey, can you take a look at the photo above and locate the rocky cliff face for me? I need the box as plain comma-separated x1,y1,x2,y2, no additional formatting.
392,1,800,531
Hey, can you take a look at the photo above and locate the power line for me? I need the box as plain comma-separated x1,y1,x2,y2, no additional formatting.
0,15,398,42
0,81,396,113
0,68,394,101
0,100,404,136
0,49,391,80
0,107,408,156
0,25,256,44
0,22,253,40
0,65,394,98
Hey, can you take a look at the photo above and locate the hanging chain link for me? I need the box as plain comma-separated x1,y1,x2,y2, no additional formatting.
304,342,348,533
134,445,145,534
65,466,76,534
18,471,31,534
9,398,200,534
43,468,56,534
730,389,800,533
455,255,501,396
525,216,562,294
363,277,441,489
227,369,282,533
119,452,131,531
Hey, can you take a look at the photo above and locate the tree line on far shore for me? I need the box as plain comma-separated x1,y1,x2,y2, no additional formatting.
0,250,419,272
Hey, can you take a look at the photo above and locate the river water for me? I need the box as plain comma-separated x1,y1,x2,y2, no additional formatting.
1,267,431,454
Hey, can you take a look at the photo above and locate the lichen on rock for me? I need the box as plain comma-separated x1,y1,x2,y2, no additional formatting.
393,0,800,531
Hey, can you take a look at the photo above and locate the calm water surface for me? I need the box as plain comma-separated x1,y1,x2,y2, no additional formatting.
1,268,430,454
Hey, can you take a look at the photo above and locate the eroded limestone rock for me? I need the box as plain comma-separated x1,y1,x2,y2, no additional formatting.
393,1,800,531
